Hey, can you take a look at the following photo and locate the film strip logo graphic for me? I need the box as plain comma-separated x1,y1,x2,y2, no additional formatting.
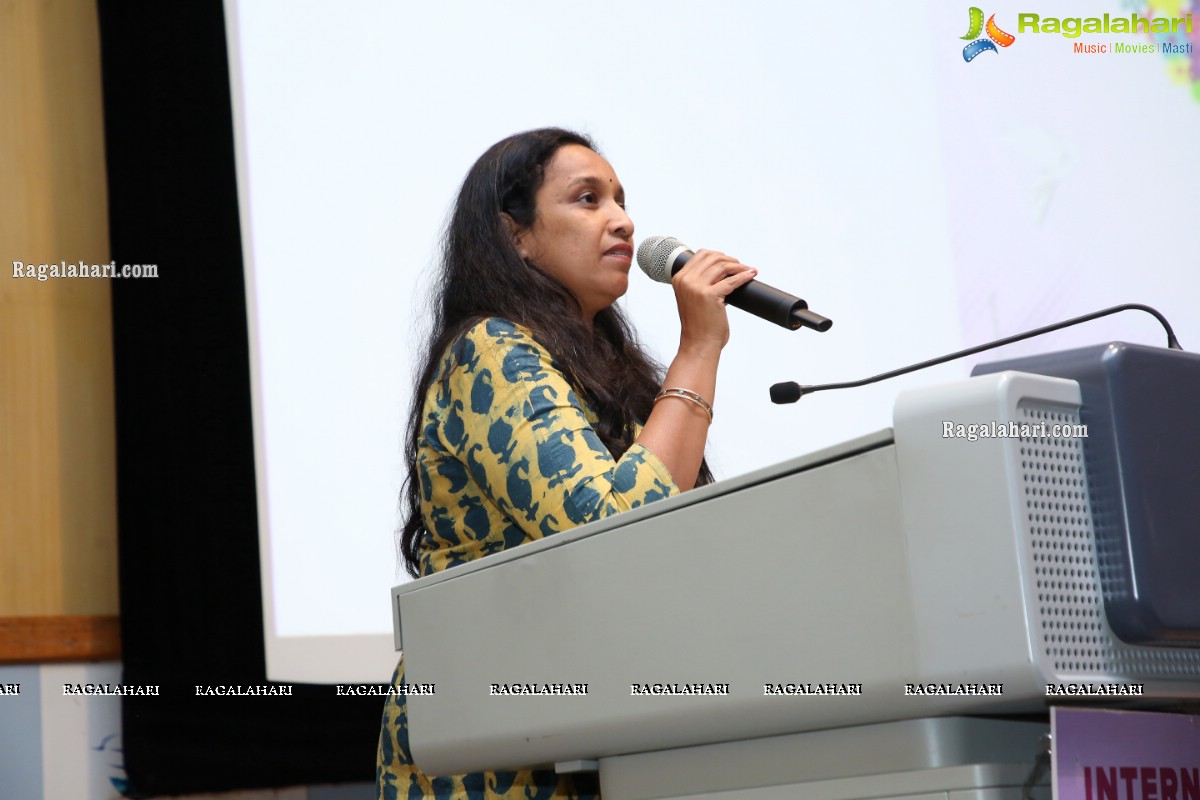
962,7,1017,61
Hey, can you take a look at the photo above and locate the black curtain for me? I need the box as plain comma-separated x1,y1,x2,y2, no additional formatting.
99,1,382,794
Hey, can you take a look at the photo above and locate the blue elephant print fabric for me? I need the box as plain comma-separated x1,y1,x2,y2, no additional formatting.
377,317,679,799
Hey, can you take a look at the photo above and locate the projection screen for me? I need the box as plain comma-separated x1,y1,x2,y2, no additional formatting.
223,0,1200,682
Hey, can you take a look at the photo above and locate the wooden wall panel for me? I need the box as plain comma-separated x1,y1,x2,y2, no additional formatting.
0,0,119,636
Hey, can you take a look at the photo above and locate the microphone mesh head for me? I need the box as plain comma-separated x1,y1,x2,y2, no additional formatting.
636,236,686,283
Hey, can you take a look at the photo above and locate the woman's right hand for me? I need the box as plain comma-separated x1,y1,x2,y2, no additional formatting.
637,249,756,490
670,250,758,356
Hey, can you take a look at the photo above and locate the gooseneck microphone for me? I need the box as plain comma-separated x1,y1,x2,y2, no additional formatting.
769,303,1183,404
636,236,832,332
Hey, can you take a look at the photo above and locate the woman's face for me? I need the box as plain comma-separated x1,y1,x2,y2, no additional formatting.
513,144,635,321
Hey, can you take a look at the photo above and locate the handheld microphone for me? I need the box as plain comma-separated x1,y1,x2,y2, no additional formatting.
636,236,832,332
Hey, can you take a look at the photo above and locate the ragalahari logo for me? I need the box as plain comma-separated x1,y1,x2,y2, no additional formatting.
962,7,1016,61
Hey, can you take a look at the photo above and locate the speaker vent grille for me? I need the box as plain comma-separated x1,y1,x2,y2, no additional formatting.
1018,401,1200,679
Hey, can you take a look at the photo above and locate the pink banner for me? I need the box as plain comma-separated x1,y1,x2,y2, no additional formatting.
1052,707,1200,800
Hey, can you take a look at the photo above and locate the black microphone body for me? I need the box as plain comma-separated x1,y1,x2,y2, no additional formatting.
670,249,829,331
636,236,832,332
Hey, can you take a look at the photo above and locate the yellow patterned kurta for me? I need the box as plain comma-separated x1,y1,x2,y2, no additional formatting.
376,317,679,800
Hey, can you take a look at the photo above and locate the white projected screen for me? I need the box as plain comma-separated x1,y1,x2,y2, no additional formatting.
223,0,1200,682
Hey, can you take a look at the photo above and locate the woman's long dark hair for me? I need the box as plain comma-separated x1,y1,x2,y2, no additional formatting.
399,128,712,577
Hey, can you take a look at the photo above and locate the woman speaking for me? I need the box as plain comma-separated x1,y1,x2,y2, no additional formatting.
376,128,756,799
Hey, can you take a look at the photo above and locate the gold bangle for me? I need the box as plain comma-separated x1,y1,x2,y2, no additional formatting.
654,387,713,423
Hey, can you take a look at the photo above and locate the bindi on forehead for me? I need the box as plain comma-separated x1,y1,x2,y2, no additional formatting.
541,146,624,198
